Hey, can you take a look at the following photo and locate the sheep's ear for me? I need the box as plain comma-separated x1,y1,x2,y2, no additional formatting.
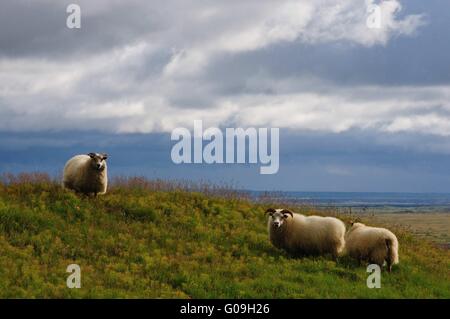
88,152,96,158
349,220,355,226
281,209,294,218
265,208,276,215
102,153,108,160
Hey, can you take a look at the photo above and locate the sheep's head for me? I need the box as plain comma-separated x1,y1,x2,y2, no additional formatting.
265,208,293,229
88,152,108,171
350,221,365,228
349,217,362,227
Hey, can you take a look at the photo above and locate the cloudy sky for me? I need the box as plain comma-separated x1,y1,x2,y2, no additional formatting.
1,0,450,192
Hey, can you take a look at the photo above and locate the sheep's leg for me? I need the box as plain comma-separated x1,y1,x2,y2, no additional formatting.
357,257,364,266
387,261,392,273
331,250,339,262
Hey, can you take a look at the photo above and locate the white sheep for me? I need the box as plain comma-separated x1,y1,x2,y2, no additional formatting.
345,222,399,272
62,153,108,196
266,208,346,259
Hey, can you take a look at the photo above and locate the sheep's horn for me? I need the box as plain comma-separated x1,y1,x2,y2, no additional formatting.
265,208,276,215
281,209,294,218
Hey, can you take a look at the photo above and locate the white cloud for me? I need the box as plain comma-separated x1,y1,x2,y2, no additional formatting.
299,0,425,47
3,48,450,136
159,0,424,77
0,0,432,136
383,113,450,135
5,59,450,137
221,86,450,135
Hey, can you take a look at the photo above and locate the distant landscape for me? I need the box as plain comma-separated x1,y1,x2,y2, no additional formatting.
364,213,450,247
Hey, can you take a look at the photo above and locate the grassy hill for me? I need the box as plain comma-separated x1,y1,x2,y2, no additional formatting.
0,173,449,298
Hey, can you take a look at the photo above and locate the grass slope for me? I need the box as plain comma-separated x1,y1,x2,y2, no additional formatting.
0,174,449,298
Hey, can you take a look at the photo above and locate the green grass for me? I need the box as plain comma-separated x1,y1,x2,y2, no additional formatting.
0,173,448,298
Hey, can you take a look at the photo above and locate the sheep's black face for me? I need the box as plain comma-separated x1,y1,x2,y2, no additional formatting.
88,153,108,171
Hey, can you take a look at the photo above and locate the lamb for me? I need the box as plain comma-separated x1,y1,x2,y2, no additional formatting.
266,208,346,259
62,152,108,196
345,222,399,272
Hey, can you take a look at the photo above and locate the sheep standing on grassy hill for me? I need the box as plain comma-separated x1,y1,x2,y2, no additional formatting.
345,222,399,272
266,208,346,259
62,153,108,196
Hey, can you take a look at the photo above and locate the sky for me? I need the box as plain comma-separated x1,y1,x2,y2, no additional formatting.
1,0,450,192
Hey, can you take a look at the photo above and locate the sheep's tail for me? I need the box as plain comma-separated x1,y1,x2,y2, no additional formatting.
385,237,399,272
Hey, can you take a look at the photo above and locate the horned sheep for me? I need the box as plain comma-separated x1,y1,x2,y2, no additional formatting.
62,153,108,196
266,208,346,259
345,222,399,272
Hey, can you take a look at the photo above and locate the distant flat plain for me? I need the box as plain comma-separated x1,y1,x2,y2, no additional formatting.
363,212,450,246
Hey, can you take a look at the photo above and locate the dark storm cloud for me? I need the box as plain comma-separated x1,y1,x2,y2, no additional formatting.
3,130,450,192
0,0,164,58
